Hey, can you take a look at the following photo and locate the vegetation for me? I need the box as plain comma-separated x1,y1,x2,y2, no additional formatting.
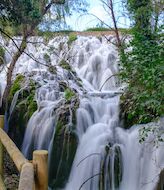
8,75,37,147
48,96,79,189
67,33,77,45
85,27,109,32
139,124,164,146
64,88,76,101
120,0,164,128
0,46,5,65
9,75,25,99
43,53,51,63
59,59,71,70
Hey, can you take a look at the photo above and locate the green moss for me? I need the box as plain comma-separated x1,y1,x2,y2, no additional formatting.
85,27,109,32
9,75,25,101
49,117,77,189
48,96,79,189
67,33,77,45
59,59,71,71
55,120,64,135
8,77,37,148
43,53,51,63
48,65,57,74
64,88,75,101
0,46,5,65
26,95,37,118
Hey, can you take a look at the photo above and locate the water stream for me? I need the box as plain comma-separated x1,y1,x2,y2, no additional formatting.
0,35,163,190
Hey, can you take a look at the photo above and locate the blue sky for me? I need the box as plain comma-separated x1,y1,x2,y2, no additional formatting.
66,0,130,31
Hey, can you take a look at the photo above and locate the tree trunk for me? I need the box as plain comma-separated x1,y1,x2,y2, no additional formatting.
156,170,164,190
109,0,122,48
0,36,27,114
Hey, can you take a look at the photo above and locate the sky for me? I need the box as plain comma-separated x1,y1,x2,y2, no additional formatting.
66,0,130,31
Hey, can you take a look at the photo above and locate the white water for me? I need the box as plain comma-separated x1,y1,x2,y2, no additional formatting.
0,35,163,190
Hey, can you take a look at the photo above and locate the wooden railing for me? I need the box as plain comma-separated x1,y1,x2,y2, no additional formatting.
0,115,48,190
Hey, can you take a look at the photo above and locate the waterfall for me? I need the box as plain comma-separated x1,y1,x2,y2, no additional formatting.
0,35,163,190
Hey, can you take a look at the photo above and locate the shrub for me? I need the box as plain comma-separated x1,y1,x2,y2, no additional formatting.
85,27,109,32
120,33,164,128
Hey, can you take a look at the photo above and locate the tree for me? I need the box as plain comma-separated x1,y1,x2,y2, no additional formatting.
98,0,122,48
0,0,88,114
152,0,164,32
120,0,164,127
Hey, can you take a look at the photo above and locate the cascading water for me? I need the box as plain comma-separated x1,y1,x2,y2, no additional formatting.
0,35,163,190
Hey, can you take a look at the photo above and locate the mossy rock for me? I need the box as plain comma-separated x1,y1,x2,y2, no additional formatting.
48,65,57,74
114,146,122,188
0,46,5,65
8,76,37,148
59,59,72,71
99,145,122,189
64,88,76,102
8,74,25,102
48,97,79,189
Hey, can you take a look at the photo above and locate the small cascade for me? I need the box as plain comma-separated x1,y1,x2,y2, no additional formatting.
0,35,163,190
65,96,120,190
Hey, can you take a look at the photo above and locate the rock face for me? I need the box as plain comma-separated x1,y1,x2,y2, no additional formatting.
156,169,164,190
4,151,19,190
7,75,37,148
42,95,80,189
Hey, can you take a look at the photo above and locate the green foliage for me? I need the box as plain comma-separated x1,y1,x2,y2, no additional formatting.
85,27,109,32
126,0,154,38
0,0,88,35
120,0,164,128
0,0,42,25
120,32,164,127
67,33,77,45
139,125,164,147
118,28,133,34
64,88,75,101
0,46,5,65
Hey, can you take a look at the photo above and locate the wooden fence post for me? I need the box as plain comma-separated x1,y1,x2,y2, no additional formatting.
0,115,4,177
18,163,34,190
33,150,48,190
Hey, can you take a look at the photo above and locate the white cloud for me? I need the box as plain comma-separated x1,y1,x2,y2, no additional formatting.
89,5,109,22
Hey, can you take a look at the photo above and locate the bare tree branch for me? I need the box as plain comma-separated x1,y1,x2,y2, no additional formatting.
99,73,119,91
79,173,101,190
76,153,101,167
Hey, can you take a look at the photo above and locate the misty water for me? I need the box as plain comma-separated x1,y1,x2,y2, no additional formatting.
0,35,163,190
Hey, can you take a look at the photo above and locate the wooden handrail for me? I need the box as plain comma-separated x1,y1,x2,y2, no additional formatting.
0,127,28,172
0,115,48,190
33,150,48,190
